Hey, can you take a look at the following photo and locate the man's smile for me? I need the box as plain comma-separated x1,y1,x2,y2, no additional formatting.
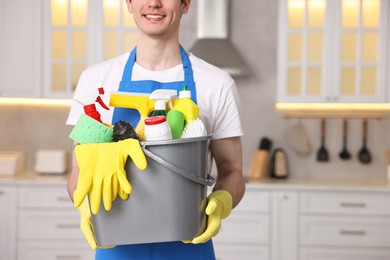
144,14,166,20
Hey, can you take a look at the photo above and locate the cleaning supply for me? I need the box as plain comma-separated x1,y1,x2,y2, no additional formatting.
248,137,272,181
269,148,289,179
166,110,185,139
69,114,114,144
74,87,110,123
181,118,207,138
149,89,177,117
112,121,139,141
184,190,232,244
73,139,147,214
110,92,155,141
144,116,172,141
173,86,199,125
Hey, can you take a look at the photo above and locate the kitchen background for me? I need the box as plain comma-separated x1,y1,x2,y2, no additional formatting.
0,0,389,181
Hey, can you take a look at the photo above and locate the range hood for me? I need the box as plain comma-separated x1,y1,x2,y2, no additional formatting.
190,0,249,77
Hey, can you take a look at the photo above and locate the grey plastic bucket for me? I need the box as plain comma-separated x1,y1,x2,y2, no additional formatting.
91,135,215,246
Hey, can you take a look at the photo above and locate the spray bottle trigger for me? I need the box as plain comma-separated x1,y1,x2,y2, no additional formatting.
96,96,110,110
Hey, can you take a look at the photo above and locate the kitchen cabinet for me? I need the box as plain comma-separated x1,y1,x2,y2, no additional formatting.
0,185,17,260
17,184,94,260
299,190,390,259
43,0,137,98
271,191,298,260
0,0,42,98
212,188,270,260
0,0,137,99
277,0,389,103
213,185,390,260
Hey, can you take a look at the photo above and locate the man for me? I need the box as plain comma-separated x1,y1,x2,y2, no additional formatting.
66,0,245,259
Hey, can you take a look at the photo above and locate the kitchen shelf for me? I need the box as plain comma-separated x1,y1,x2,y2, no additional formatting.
275,102,390,119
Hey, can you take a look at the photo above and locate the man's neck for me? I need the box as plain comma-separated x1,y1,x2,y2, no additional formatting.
135,37,182,71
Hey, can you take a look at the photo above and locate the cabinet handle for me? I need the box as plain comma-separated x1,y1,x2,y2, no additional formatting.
340,202,366,208
56,255,81,260
340,230,366,236
57,224,79,229
57,196,71,202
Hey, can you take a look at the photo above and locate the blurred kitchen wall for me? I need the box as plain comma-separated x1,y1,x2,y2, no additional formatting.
0,0,389,179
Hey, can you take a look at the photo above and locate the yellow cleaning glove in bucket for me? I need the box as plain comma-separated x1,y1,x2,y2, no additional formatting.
74,138,147,214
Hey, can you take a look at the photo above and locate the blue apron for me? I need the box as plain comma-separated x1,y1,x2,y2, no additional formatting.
111,45,197,127
95,46,215,260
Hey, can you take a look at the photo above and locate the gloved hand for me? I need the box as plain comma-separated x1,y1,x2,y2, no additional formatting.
185,190,233,244
77,197,114,250
73,138,147,214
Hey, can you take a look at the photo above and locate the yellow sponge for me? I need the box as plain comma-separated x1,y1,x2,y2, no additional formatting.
69,115,113,144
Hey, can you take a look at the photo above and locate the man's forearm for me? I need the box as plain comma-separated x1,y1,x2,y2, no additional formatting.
67,149,79,201
213,169,245,208
211,137,245,208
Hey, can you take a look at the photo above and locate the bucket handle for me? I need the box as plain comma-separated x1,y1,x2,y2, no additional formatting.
141,146,215,186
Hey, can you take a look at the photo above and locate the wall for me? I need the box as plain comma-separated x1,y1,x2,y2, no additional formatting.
0,105,73,172
0,0,389,180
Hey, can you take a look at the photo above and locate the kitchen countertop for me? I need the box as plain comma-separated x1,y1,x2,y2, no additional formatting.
0,172,69,185
247,178,390,192
1,172,390,192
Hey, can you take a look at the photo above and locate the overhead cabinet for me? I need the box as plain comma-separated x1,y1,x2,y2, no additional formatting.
0,0,137,99
277,0,389,103
43,0,138,98
0,0,42,98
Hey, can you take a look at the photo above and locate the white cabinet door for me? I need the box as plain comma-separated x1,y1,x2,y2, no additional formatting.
0,186,17,260
271,191,298,260
300,247,390,260
300,215,390,247
18,241,94,260
277,0,388,103
42,0,138,98
213,243,269,260
0,0,42,98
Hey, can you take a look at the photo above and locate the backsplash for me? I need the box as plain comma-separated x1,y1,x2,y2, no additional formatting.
0,105,73,172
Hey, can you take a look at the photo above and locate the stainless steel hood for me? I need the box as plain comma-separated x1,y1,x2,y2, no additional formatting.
190,0,249,77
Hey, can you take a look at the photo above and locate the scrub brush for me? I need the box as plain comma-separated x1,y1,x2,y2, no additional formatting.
181,118,207,138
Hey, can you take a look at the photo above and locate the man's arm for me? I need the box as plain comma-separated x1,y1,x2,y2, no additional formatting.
210,136,245,208
67,143,79,201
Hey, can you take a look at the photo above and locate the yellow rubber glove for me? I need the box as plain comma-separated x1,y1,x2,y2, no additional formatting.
185,190,233,244
77,197,114,250
74,138,147,214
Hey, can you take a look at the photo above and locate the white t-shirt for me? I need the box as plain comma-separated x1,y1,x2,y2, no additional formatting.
66,52,243,140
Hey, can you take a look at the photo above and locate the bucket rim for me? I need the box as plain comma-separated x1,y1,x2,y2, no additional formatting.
142,134,213,147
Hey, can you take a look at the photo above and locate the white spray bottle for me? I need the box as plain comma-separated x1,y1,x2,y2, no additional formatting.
149,89,178,117
74,87,109,123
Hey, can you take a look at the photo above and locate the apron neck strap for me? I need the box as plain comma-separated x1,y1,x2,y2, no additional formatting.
121,45,194,84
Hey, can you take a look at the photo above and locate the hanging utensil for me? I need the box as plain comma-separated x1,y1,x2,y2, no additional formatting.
316,119,329,162
339,119,351,160
358,119,372,164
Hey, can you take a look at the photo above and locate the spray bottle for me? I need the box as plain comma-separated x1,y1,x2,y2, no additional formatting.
74,87,110,123
149,89,178,117
173,86,199,126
